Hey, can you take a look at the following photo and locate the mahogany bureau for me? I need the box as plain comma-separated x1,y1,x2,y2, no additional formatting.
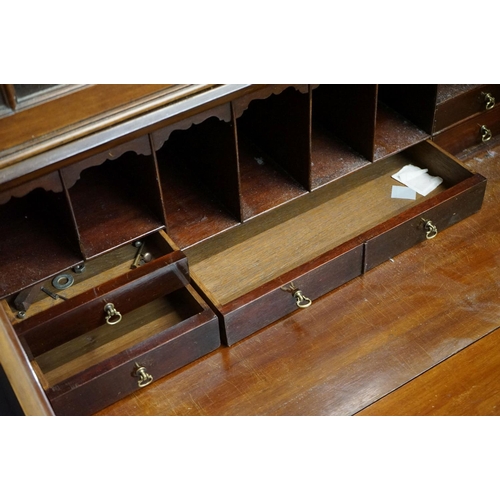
0,84,494,415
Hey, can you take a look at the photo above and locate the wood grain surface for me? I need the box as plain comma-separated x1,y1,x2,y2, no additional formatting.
36,297,186,386
357,326,500,416
97,138,500,416
0,85,184,169
187,157,443,305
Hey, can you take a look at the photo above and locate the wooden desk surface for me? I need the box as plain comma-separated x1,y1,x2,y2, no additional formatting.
97,139,500,416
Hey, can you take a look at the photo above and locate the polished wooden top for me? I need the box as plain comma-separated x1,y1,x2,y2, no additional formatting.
358,325,500,416
96,138,500,416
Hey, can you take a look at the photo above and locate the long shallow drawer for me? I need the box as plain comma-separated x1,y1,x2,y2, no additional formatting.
185,140,486,346
11,253,220,416
434,84,500,133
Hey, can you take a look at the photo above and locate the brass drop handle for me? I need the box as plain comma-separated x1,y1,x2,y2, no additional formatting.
281,282,313,309
423,219,438,240
483,92,496,110
133,362,154,388
293,289,312,309
481,125,492,143
104,303,122,325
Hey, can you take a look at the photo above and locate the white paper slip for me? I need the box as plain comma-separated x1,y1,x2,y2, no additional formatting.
392,164,428,184
391,164,443,196
391,185,417,200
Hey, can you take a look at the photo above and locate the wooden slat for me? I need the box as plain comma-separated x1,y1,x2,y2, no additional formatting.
3,84,17,110
0,307,54,416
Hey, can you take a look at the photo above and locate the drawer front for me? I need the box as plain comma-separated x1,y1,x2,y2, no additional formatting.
17,251,189,357
363,175,486,272
434,84,500,133
433,104,500,156
218,241,364,346
47,307,220,416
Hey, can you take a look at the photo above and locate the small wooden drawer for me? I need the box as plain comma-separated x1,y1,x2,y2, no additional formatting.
434,84,500,133
3,230,184,324
432,104,500,157
363,141,486,271
12,256,219,416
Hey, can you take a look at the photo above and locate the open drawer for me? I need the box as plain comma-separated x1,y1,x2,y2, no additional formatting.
3,230,185,324
184,140,486,346
9,249,220,416
362,141,486,270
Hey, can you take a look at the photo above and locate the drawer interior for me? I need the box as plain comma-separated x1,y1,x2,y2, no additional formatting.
31,286,204,389
185,142,468,307
4,230,177,324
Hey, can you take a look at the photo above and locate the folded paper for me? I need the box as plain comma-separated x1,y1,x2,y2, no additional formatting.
391,164,443,196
